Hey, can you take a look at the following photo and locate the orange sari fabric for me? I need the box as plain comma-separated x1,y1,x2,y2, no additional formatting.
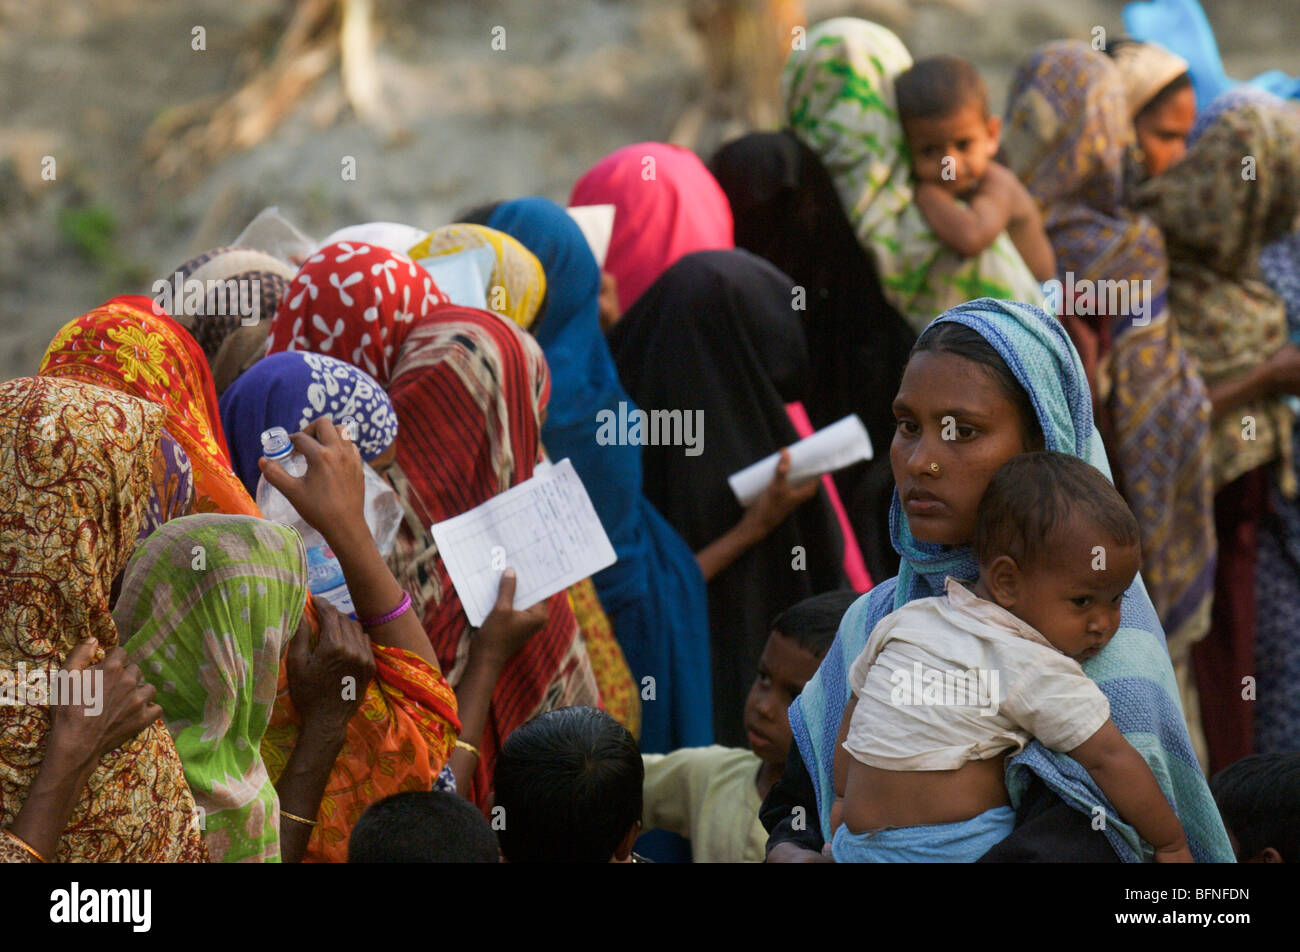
260,639,461,863
38,295,260,517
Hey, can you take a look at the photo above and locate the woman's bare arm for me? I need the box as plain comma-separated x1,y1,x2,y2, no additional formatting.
6,641,163,862
696,450,818,582
259,417,437,670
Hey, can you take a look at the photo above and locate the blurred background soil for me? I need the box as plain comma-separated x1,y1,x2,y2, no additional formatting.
2,0,1297,381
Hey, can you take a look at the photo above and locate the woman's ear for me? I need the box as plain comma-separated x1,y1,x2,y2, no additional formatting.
983,554,1022,609
1250,847,1284,863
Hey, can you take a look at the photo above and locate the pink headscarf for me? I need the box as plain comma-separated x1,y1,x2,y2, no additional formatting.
569,142,734,313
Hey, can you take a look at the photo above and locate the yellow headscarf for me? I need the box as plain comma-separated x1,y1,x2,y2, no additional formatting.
409,224,547,329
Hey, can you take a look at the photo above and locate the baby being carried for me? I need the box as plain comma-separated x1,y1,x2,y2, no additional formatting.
896,55,1056,283
830,451,1192,862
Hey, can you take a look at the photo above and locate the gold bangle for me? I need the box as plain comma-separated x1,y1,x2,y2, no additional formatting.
3,829,47,863
454,739,480,760
281,809,318,828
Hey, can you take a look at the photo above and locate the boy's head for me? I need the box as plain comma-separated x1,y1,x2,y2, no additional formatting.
493,706,643,863
973,451,1140,662
745,590,859,766
1211,753,1300,862
346,791,500,863
895,55,1000,196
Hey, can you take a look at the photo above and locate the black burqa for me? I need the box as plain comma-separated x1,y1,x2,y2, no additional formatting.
709,131,917,582
608,249,847,746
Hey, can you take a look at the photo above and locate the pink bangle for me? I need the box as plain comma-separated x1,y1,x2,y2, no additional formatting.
358,591,412,628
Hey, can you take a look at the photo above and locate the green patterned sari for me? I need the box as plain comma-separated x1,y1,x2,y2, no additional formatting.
783,18,1046,332
115,514,308,863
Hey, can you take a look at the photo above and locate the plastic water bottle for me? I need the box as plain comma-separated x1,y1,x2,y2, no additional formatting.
339,418,404,559
255,426,356,616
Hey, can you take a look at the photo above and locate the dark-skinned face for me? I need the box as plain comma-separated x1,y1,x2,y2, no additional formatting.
743,632,823,767
1135,85,1196,178
890,351,1037,546
368,442,397,472
903,105,1001,198
985,527,1140,662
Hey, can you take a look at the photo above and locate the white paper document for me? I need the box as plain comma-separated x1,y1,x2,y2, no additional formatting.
727,415,874,507
566,204,616,269
431,458,617,627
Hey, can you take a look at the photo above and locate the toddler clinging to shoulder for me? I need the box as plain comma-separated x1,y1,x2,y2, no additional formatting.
895,55,1056,282
830,452,1192,862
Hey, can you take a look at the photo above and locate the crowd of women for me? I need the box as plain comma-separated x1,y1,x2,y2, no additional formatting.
2,12,1297,863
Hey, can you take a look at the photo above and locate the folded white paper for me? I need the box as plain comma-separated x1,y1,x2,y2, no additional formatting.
431,458,617,627
566,204,616,269
727,415,874,507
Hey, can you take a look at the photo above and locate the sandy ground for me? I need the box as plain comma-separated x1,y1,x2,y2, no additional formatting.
2,0,1298,383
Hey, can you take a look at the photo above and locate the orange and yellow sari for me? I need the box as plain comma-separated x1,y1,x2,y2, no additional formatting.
39,295,260,517
260,640,461,862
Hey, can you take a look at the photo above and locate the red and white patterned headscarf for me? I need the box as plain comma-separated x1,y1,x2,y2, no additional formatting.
265,241,449,384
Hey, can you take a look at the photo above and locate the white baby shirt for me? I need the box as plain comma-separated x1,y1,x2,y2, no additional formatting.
844,577,1110,771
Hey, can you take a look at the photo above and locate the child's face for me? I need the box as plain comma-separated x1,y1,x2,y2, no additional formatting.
743,632,823,767
991,529,1140,662
903,105,1001,196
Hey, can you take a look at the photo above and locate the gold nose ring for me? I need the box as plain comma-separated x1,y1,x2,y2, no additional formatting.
929,462,940,474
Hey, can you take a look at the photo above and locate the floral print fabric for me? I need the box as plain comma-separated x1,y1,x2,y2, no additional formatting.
265,242,450,384
0,376,207,862
39,296,258,517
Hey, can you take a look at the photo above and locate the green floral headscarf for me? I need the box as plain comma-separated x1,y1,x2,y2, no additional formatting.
783,18,1046,332
114,514,308,863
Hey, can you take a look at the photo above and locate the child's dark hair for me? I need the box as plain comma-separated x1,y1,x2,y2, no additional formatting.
1103,38,1194,120
895,55,989,122
973,451,1140,571
1211,753,1300,862
770,590,859,658
346,791,499,863
453,200,501,224
493,706,643,863
911,320,1044,452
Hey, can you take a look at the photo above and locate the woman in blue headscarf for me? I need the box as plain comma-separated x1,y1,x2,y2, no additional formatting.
217,350,400,497
765,297,1233,862
467,197,713,753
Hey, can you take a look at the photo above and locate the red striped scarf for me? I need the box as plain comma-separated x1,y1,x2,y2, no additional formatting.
386,307,598,806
